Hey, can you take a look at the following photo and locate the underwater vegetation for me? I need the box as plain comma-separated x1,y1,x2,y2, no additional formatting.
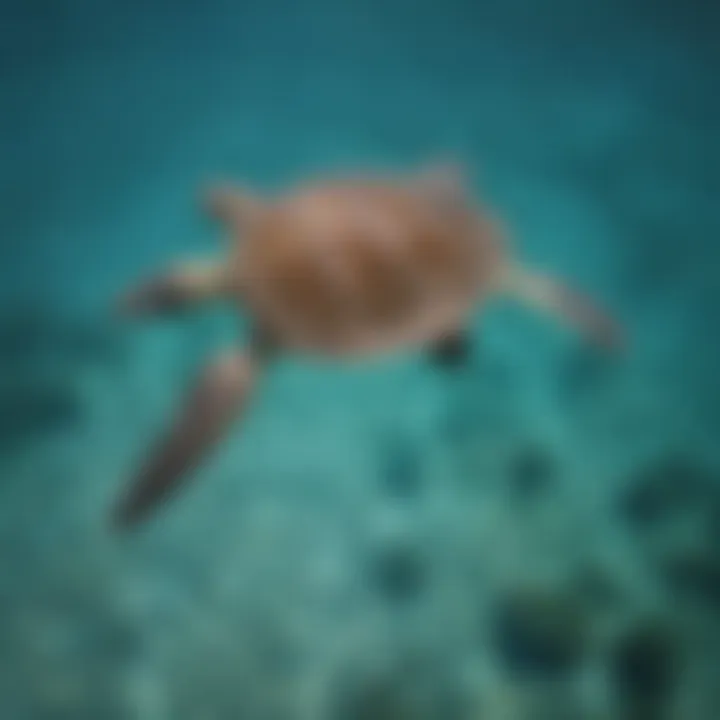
0,305,125,454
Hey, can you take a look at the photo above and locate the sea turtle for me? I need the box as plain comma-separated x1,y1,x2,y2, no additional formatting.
111,163,622,529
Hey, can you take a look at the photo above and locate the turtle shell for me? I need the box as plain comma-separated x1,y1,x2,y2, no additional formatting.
228,177,505,357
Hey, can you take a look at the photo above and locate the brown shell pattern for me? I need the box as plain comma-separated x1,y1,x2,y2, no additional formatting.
233,181,503,355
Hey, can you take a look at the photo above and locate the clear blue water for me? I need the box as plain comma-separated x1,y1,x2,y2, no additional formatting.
0,0,718,717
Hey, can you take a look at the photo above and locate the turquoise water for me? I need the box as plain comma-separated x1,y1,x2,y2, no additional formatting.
1,0,718,717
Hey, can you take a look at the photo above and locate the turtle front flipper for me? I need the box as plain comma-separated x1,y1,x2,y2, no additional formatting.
111,341,273,530
117,258,228,317
499,262,624,351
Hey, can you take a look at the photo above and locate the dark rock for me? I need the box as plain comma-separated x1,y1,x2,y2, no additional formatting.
610,622,679,718
332,673,414,720
507,444,557,500
61,317,127,368
330,658,469,720
379,435,422,501
77,618,144,669
368,544,427,604
572,563,624,611
491,590,587,680
619,455,718,529
662,549,720,609
0,308,52,368
0,307,130,452
0,380,83,450
710,506,720,550
0,307,125,374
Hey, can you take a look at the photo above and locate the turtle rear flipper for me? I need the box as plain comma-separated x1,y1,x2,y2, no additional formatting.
111,346,267,529
428,328,473,368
